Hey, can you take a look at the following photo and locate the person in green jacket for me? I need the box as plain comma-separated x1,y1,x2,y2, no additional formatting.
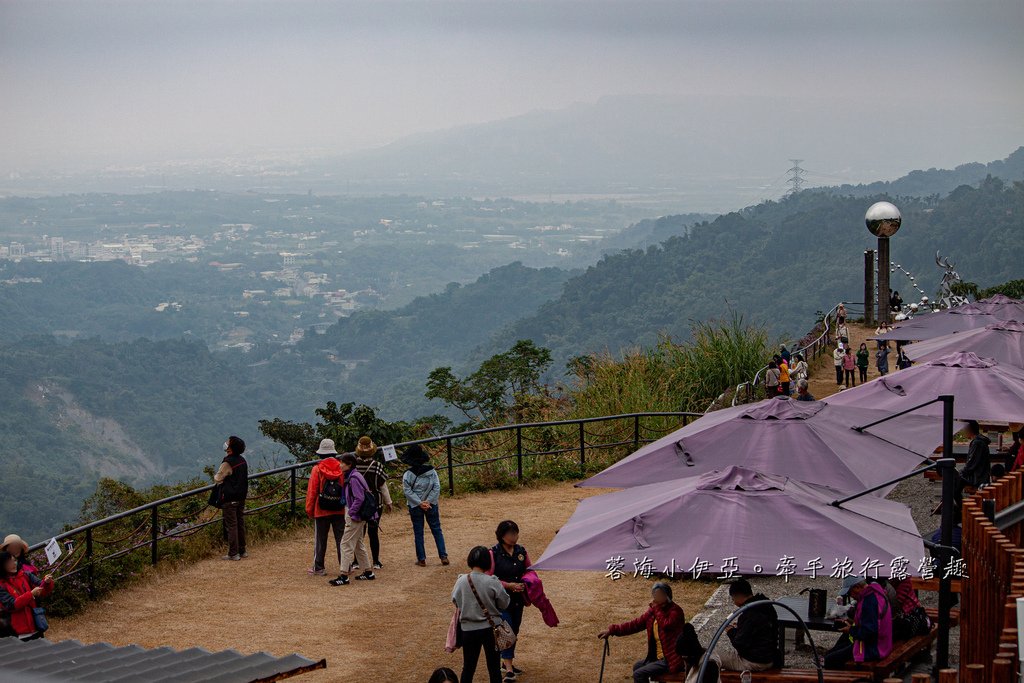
856,343,870,384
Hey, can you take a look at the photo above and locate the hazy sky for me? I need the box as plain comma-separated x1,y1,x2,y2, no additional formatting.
2,0,1022,172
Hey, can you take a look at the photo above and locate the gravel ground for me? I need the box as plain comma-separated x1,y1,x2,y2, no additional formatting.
689,473,959,681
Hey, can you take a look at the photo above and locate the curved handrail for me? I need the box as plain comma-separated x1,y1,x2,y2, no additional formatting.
696,599,826,683
731,301,865,407
27,411,702,554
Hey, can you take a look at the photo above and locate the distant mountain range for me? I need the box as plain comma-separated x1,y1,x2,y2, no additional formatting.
307,95,1020,211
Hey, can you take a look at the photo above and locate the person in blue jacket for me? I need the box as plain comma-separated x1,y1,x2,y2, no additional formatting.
401,444,449,567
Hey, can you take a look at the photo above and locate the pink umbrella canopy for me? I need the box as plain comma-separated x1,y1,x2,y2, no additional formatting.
874,303,1002,342
903,321,1024,368
535,466,926,575
825,351,1024,423
971,295,1024,319
579,397,939,494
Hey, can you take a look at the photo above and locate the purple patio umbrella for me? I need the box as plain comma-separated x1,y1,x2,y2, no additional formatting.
534,466,926,575
971,294,1024,319
579,397,940,494
874,303,1002,342
903,321,1024,368
825,351,1024,423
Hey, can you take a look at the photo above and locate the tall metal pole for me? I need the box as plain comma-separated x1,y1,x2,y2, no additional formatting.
877,237,891,324
864,250,875,327
935,394,956,673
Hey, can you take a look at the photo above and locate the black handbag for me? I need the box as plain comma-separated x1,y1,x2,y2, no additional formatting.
207,484,223,509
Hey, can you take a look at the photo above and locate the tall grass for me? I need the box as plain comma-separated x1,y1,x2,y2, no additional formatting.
568,314,773,417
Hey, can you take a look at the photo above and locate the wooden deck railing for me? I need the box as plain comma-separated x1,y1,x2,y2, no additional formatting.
961,470,1024,683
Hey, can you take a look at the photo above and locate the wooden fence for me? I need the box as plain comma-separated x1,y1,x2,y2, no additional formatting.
961,469,1023,683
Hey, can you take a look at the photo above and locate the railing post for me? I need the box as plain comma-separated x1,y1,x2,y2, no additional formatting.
579,421,586,477
516,426,523,483
446,438,454,496
86,528,94,599
151,505,159,566
290,468,297,517
633,415,640,450
935,393,956,674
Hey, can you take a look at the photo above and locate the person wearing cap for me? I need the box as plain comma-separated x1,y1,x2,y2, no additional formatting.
401,444,449,567
598,582,686,683
214,436,248,561
0,535,37,574
719,579,779,671
305,438,346,576
824,577,893,669
351,436,393,570
0,550,53,639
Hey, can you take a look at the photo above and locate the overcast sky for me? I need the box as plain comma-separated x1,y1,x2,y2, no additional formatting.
2,0,1022,173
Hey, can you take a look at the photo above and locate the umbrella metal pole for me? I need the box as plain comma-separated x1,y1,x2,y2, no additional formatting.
935,393,956,675
830,462,937,507
697,600,824,683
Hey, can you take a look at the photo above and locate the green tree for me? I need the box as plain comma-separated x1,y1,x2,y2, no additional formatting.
425,340,554,423
259,402,451,463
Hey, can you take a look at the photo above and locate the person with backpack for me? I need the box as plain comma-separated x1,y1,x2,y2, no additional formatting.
214,435,248,561
598,582,686,683
305,439,346,576
402,444,449,567
352,436,393,570
329,454,378,586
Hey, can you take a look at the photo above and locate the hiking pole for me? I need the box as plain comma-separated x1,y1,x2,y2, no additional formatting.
598,637,610,683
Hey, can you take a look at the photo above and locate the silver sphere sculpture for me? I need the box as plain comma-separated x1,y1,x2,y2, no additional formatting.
865,201,902,237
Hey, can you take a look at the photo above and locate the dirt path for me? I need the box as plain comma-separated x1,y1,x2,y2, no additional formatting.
806,322,895,400
52,481,715,683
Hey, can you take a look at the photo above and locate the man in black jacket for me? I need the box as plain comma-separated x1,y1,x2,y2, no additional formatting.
960,420,991,489
718,579,780,672
215,435,249,561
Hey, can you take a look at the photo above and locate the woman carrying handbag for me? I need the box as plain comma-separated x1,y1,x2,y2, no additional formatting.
451,546,512,683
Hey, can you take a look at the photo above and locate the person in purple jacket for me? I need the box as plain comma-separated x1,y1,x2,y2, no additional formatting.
329,454,378,586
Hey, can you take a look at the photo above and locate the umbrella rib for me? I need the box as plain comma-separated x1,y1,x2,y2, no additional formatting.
832,505,926,541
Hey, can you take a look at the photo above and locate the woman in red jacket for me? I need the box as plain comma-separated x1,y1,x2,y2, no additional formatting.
598,583,686,683
0,551,54,638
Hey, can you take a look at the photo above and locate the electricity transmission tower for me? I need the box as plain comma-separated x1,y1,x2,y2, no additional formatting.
786,159,807,195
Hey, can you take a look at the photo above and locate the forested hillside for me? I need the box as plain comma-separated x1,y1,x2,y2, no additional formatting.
495,176,1024,365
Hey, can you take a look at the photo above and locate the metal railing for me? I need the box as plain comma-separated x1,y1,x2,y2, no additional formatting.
27,411,700,603
731,301,866,406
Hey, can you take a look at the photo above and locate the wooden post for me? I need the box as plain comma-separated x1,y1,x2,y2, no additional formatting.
991,659,1013,683
912,673,931,683
962,663,985,683
939,669,958,683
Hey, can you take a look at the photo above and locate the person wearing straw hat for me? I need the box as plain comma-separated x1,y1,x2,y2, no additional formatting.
305,438,346,576
352,436,393,571
0,535,37,574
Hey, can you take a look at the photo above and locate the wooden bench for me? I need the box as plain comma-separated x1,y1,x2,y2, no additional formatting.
911,577,961,593
654,669,870,683
847,624,938,681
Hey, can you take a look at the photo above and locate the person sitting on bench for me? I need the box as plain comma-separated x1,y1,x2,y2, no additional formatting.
598,582,686,683
718,579,780,672
824,577,892,669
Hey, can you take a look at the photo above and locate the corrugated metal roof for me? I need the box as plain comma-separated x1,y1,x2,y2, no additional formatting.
0,637,326,682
